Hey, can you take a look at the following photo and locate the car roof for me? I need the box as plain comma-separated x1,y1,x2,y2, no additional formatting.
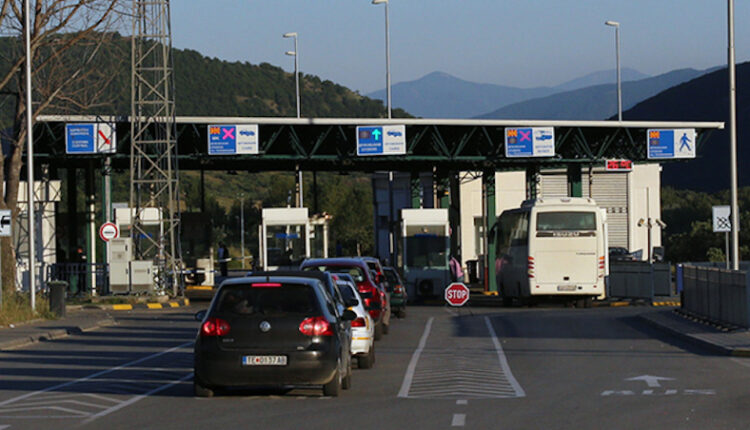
220,275,322,288
301,257,369,267
250,270,334,284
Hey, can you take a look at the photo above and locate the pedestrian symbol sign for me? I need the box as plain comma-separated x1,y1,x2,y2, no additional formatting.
647,128,696,159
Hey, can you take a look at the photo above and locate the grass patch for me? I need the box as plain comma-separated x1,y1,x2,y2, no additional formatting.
0,291,56,326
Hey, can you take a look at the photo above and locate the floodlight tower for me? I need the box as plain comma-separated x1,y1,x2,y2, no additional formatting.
130,0,183,295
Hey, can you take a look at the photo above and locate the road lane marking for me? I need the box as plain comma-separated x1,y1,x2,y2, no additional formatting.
81,372,193,424
451,413,466,426
398,317,434,398
484,316,526,397
456,400,468,405
0,341,193,408
0,425,9,429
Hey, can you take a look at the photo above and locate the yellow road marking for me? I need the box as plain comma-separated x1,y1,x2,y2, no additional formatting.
112,304,133,311
146,303,163,309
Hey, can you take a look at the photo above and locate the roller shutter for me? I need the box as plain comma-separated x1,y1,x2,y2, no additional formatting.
590,172,629,249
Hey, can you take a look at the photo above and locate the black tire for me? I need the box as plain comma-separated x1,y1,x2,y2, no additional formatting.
374,323,383,341
584,297,593,308
398,309,406,318
358,345,375,369
383,323,390,335
575,298,586,308
342,363,352,390
323,365,341,397
194,380,214,398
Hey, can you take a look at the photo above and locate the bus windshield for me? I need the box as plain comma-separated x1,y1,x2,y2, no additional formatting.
404,236,448,269
536,211,596,231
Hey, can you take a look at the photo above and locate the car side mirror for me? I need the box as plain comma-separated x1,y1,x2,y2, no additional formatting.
342,309,357,321
195,310,207,322
346,298,359,308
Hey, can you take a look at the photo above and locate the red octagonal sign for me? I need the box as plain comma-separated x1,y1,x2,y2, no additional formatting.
444,282,470,307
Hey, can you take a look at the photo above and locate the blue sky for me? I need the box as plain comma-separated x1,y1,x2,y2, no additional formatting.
172,1,749,94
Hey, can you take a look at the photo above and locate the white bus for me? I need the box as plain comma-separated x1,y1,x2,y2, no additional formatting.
494,197,607,307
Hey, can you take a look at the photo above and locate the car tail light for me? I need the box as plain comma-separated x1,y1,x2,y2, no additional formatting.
251,282,281,288
351,317,366,327
527,256,535,279
201,317,231,337
299,316,334,336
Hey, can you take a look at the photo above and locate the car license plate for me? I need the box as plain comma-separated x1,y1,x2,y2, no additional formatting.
242,355,287,366
557,285,577,292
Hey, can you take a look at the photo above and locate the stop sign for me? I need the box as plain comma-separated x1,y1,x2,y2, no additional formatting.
444,282,470,307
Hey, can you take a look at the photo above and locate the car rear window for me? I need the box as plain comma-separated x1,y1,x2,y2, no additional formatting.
304,265,366,283
384,270,399,285
336,282,357,303
216,283,318,316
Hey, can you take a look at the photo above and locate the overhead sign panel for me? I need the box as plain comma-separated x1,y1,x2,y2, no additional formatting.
356,125,406,156
505,127,555,157
65,123,116,154
208,124,259,155
647,128,695,159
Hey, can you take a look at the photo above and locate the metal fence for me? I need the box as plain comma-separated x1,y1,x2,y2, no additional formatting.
46,263,110,296
608,262,673,300
680,264,750,328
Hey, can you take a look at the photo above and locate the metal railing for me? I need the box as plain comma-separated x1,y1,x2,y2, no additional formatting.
46,263,110,296
680,264,749,328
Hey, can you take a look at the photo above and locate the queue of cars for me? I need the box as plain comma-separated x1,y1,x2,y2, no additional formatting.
193,257,405,397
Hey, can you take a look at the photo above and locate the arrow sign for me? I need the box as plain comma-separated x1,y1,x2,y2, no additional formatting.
625,375,674,388
372,128,382,140
0,210,10,237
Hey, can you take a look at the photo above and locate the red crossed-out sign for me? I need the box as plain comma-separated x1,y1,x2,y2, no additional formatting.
444,282,470,307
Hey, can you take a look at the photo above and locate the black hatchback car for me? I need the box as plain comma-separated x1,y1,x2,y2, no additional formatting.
193,275,356,397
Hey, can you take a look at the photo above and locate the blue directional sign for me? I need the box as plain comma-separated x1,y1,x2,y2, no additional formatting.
66,124,95,153
647,128,695,159
208,124,259,155
65,123,116,154
505,127,555,157
356,125,406,156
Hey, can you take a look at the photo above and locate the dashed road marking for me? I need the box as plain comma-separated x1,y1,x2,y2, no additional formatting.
451,413,466,427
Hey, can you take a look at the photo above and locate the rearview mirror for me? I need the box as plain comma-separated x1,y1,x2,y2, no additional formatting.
194,310,207,322
342,309,357,322
346,298,359,308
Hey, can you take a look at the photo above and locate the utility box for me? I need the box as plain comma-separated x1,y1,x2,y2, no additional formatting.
109,261,130,294
130,260,155,293
109,238,132,263
196,258,214,287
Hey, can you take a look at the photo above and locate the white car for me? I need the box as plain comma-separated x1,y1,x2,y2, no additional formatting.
336,279,375,369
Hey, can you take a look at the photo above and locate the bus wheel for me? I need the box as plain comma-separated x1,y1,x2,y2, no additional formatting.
584,297,593,308
575,298,586,308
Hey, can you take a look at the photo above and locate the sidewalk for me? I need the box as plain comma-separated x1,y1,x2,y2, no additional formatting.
639,309,750,357
0,307,115,351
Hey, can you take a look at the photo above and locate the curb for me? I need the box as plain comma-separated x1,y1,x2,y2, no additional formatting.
638,311,750,357
0,317,116,351
81,298,190,311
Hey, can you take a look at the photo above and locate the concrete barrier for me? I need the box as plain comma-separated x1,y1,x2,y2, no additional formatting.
681,265,750,328
608,262,672,300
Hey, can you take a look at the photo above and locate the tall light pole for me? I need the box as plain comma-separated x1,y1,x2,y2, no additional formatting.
283,32,303,207
372,0,391,119
373,0,395,265
239,193,245,269
24,0,36,311
728,0,740,269
605,20,622,121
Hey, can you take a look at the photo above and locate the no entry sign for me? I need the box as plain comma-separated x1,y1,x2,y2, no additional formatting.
444,282,470,307
99,222,119,242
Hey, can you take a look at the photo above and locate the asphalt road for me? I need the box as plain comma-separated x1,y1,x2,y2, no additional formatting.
1,305,749,430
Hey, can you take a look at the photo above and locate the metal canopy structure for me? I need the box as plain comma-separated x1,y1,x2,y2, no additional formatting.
33,116,724,172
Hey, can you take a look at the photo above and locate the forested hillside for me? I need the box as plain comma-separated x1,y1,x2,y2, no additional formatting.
0,33,410,259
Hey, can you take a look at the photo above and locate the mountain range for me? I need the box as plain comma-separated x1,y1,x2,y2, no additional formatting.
366,68,653,119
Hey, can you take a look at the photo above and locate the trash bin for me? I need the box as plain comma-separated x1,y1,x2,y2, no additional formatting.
48,280,68,317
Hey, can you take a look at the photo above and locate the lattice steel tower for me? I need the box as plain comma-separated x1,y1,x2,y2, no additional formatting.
130,0,182,294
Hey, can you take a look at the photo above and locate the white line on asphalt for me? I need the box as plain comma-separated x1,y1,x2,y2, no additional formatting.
0,341,193,408
398,317,434,398
484,316,526,397
0,425,9,429
451,413,466,426
456,400,468,405
81,372,193,424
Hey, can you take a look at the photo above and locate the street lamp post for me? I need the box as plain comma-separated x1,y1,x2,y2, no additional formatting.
728,0,740,269
283,32,303,207
373,0,395,265
24,0,36,311
605,20,622,121
372,0,391,119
